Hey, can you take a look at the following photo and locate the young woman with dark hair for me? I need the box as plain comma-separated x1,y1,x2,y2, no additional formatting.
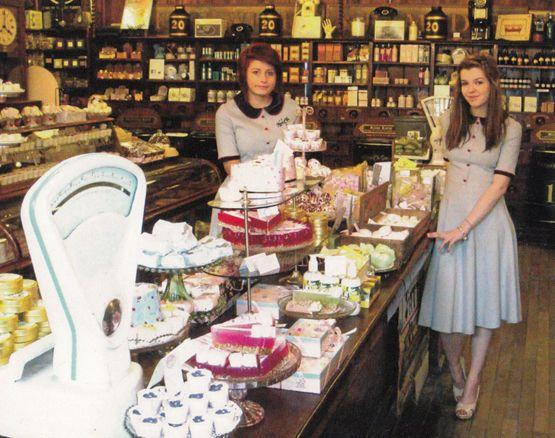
419,54,522,420
215,42,299,175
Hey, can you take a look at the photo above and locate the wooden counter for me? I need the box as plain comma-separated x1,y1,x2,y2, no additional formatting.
139,236,432,438
234,237,432,438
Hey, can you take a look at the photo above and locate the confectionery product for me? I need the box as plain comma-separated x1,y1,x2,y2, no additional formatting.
163,421,188,438
218,210,283,233
259,339,289,374
213,404,236,435
137,388,163,416
187,392,209,415
152,220,198,251
131,283,162,327
222,219,313,253
162,397,188,425
211,321,277,354
187,368,213,393
189,415,213,438
283,125,325,152
230,155,284,193
134,416,163,438
207,382,229,409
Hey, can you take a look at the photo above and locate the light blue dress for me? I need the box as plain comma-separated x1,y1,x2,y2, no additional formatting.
418,114,523,335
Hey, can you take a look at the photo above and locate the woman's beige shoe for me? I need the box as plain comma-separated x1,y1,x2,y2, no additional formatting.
455,386,480,420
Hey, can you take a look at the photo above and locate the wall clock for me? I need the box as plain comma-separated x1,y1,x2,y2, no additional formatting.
0,7,17,47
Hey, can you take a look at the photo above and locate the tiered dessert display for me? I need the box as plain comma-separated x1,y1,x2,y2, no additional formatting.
138,219,233,328
187,313,302,427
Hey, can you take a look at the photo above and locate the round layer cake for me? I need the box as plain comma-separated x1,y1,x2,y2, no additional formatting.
222,219,313,253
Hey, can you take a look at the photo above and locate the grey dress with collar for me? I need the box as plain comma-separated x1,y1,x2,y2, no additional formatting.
418,112,523,335
216,93,300,162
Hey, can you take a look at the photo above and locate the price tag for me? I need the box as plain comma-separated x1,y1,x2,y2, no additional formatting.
257,205,280,219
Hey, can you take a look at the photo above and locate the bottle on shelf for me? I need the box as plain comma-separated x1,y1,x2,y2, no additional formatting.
532,15,545,42
391,45,398,63
398,94,406,108
405,94,414,108
418,68,425,85
409,20,418,41
546,13,555,42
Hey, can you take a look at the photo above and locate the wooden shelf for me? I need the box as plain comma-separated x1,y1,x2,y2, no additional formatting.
96,78,142,82
373,62,429,66
498,65,555,70
198,80,238,84
283,60,309,64
198,58,238,63
96,58,142,63
0,100,41,109
313,60,368,65
372,84,425,88
312,82,368,86
0,118,113,135
146,79,195,83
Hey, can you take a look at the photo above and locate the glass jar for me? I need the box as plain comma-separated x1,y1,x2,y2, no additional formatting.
351,17,365,37
207,89,217,103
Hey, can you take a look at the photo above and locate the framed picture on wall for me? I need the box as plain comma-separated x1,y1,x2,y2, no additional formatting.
121,0,154,30
495,14,532,41
374,20,405,41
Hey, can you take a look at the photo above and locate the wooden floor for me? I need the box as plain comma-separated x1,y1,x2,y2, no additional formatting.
377,241,555,438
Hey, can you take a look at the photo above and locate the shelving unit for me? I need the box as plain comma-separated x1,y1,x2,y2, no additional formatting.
85,36,554,121
25,27,91,104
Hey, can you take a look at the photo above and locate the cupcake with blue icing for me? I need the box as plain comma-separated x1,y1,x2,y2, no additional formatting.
163,421,188,438
135,415,162,438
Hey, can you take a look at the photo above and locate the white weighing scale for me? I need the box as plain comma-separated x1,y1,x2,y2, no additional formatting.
0,153,147,438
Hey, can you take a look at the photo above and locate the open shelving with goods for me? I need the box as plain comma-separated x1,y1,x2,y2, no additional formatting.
495,41,555,115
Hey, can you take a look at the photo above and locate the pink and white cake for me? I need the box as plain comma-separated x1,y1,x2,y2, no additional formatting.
230,156,284,193
222,219,313,253
211,322,277,354
218,209,283,233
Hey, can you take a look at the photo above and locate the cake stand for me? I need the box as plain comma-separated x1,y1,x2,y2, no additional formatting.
208,178,322,314
138,259,220,303
188,342,302,428
0,89,25,103
129,323,190,355
124,400,243,437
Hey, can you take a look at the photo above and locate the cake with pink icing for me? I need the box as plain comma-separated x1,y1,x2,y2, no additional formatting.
210,322,277,354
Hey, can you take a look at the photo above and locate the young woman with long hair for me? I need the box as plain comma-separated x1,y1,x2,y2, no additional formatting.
419,54,522,420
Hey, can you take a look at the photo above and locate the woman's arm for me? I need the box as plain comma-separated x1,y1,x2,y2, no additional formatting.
429,174,510,252
216,106,240,174
223,159,240,175
430,120,522,252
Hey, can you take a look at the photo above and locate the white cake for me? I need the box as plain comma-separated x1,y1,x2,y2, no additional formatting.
230,156,284,192
213,403,237,435
189,415,213,438
208,382,229,409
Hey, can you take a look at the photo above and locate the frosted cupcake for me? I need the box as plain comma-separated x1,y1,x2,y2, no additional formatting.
187,368,212,393
213,404,236,435
207,381,229,409
21,106,43,127
0,107,21,130
187,392,209,416
137,388,163,416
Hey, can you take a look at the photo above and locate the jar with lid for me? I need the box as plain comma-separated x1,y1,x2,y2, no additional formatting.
169,4,191,37
351,17,366,37
424,6,448,40
216,90,225,103
259,4,282,37
226,90,235,101
207,89,217,103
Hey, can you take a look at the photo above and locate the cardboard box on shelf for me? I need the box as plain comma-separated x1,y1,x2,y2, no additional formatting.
270,335,349,394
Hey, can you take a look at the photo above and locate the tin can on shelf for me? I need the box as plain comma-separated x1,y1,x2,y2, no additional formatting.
424,6,448,40
259,4,282,37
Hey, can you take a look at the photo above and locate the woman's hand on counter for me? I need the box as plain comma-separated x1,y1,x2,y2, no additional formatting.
223,159,240,175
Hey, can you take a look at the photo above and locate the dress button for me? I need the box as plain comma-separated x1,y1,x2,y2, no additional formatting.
266,141,270,145
471,135,475,139
463,179,467,182
264,127,268,131
467,149,471,152
466,163,470,167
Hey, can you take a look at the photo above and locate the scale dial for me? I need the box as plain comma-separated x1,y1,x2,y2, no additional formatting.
51,166,137,239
